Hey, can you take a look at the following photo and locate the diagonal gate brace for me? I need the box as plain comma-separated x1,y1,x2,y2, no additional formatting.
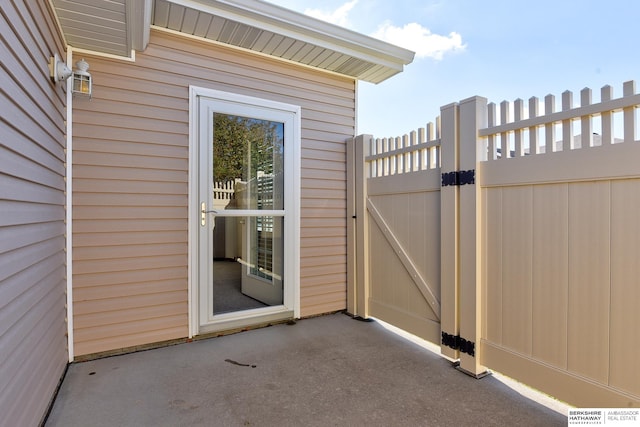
366,199,441,320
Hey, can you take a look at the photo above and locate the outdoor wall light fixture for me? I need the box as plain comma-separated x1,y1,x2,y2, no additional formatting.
49,54,92,98
72,58,91,98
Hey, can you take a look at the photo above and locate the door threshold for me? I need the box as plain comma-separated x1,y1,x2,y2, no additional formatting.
198,307,294,335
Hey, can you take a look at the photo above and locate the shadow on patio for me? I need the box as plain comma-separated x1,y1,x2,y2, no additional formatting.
46,313,567,426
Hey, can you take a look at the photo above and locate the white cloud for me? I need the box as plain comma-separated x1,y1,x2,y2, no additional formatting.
372,22,466,60
301,2,465,61
304,0,358,28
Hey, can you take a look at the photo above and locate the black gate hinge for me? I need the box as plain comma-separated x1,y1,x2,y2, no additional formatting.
441,169,475,187
441,331,475,357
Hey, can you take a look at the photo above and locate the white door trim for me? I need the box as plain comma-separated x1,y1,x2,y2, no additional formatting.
188,85,300,337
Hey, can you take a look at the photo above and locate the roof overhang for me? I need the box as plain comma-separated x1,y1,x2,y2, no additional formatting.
50,0,415,83
50,0,153,58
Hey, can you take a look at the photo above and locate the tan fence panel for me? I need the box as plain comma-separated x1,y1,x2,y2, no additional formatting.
479,81,640,407
610,179,640,396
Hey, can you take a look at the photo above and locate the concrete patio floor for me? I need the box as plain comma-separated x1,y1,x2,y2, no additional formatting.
46,313,567,426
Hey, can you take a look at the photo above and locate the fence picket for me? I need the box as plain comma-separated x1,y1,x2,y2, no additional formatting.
428,122,436,168
488,103,496,160
213,180,236,200
389,137,394,174
544,94,556,153
601,85,614,145
394,136,401,174
418,127,427,170
623,80,636,142
580,88,593,148
529,97,539,155
403,134,410,173
434,116,441,167
381,138,388,176
514,98,524,157
562,90,573,151
369,138,375,177
500,100,510,159
410,131,419,171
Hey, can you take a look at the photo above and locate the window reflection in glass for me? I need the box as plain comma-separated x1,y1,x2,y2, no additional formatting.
212,114,284,211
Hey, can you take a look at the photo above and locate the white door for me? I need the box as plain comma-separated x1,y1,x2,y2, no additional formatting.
193,88,300,332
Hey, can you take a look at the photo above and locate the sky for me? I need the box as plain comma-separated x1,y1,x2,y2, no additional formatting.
265,0,640,138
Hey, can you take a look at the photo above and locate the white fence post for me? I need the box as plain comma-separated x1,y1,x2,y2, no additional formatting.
458,96,488,377
347,134,372,318
440,102,459,360
440,97,489,375
347,137,357,315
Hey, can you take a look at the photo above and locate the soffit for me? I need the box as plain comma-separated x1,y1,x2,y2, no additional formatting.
50,0,414,83
152,0,414,83
51,0,151,58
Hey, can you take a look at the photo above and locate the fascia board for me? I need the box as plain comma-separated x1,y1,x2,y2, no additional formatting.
167,0,415,70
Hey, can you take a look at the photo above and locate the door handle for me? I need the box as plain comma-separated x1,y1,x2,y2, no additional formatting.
200,202,219,226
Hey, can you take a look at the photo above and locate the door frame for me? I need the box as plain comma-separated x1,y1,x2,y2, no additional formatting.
188,85,301,337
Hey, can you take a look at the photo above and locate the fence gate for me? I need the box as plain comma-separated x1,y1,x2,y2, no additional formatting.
348,97,486,377
347,127,444,346
348,83,640,408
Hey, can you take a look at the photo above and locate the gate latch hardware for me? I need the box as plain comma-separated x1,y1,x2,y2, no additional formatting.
442,332,475,357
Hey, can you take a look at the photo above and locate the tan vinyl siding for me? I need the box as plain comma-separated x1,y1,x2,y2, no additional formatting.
0,2,68,426
72,29,353,356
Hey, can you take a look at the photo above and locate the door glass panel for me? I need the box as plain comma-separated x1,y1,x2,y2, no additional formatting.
212,114,284,211
210,113,285,316
211,215,284,314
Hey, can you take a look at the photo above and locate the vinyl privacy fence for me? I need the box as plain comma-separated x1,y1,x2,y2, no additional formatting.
348,80,640,407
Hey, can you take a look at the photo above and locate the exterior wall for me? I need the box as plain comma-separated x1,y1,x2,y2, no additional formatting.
0,2,69,426
72,29,354,356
